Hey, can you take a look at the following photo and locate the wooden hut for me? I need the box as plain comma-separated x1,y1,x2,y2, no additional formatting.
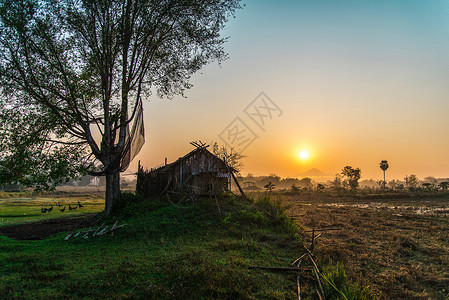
136,145,235,197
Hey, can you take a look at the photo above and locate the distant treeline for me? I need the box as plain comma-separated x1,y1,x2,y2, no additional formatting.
237,174,449,192
1,175,137,191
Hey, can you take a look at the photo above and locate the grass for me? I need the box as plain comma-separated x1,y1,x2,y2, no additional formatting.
0,193,104,227
0,191,372,299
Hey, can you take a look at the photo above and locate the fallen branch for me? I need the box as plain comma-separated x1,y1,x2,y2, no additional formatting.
249,266,313,272
312,264,325,300
291,253,307,266
296,255,304,300
304,228,341,232
64,222,127,241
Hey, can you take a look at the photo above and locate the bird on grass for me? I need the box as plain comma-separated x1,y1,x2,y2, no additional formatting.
69,204,78,211
77,201,84,208
41,205,47,213
48,205,53,212
60,206,66,213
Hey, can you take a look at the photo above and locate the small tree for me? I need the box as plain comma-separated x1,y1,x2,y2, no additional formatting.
290,183,299,193
212,142,245,175
264,181,276,193
332,174,342,189
341,166,361,191
388,179,398,190
379,160,389,189
298,177,312,190
404,174,419,191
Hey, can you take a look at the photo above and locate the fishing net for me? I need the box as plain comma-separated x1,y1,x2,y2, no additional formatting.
88,99,145,176
120,98,145,171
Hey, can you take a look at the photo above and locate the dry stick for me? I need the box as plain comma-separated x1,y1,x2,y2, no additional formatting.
303,228,341,232
315,287,323,300
303,245,314,257
64,232,73,241
291,253,307,266
313,231,325,241
97,225,109,236
249,266,312,271
297,256,304,300
110,221,118,231
307,252,349,300
215,194,222,216
306,252,326,300
308,231,325,249
302,228,341,239
311,228,315,253
313,265,325,300
93,223,105,236
308,233,325,300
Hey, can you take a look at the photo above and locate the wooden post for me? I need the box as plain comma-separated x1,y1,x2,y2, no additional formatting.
224,158,246,198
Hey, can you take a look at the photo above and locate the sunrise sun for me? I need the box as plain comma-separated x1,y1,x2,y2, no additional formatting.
299,150,310,160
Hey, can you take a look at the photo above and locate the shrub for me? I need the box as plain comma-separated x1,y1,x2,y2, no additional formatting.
322,262,375,299
111,191,144,216
254,193,298,234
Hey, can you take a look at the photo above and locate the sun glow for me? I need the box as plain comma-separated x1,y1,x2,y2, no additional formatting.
299,150,310,160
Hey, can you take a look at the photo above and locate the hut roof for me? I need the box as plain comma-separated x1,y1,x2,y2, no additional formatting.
151,147,236,174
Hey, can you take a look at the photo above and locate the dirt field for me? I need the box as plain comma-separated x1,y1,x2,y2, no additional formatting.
0,213,98,240
283,192,449,299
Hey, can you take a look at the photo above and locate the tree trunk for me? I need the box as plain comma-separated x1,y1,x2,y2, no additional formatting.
105,170,120,215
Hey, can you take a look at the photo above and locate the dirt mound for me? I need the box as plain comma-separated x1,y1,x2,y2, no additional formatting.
0,213,98,240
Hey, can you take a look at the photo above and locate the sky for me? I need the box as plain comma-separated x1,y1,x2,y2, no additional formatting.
130,0,449,181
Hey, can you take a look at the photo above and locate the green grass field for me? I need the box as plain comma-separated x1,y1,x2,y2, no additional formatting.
0,193,104,227
0,192,370,299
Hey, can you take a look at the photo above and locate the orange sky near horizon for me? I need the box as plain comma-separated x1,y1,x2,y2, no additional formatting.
128,0,449,181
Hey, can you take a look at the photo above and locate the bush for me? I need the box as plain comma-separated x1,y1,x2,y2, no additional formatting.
111,191,144,216
322,262,375,300
254,193,298,234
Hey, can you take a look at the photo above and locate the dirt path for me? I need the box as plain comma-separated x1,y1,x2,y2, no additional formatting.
0,213,98,240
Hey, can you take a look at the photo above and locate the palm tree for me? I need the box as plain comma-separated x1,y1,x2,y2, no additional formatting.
379,160,389,189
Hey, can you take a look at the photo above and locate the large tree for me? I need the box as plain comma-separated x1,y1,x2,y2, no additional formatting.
0,0,241,214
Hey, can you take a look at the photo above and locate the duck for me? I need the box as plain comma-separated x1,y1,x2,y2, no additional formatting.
77,201,84,208
60,206,66,212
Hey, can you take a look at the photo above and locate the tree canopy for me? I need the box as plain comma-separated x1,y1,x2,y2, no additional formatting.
341,166,361,190
0,0,241,212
